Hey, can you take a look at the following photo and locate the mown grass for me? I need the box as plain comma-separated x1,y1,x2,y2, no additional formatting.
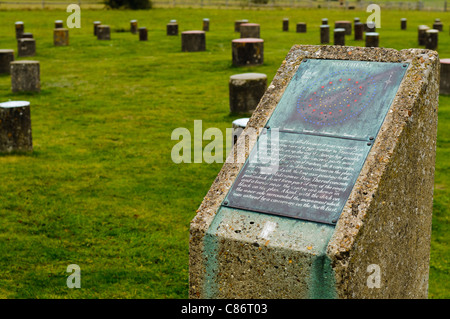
0,7,448,298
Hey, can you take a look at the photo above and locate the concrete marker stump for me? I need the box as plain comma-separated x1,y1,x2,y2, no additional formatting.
322,18,328,25
229,73,267,114
401,18,407,30
333,28,345,46
181,31,206,52
167,22,179,36
54,28,69,46
425,29,438,50
282,18,289,32
234,19,249,33
0,101,33,153
439,58,450,95
320,25,330,44
93,21,101,36
240,23,260,39
231,38,264,67
365,32,379,48
21,33,33,39
139,27,148,41
231,118,250,146
97,25,111,40
203,18,210,32
55,20,64,28
335,20,351,35
17,38,36,57
10,60,40,93
354,22,364,41
0,49,14,74
15,21,24,39
418,25,430,45
296,23,307,33
130,20,138,34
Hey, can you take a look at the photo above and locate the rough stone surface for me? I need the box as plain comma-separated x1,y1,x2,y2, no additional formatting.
190,45,439,299
0,101,32,153
54,28,69,46
181,31,206,52
0,49,14,74
232,38,264,66
229,73,267,114
11,60,40,93
17,38,35,57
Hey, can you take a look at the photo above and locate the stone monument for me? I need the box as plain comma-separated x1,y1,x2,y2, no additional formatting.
0,49,14,74
229,73,267,114
190,45,439,299
0,101,33,153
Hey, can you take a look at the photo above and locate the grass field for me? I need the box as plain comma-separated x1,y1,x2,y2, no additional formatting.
0,7,449,299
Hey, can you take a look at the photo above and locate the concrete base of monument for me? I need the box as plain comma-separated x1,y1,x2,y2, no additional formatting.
190,45,439,299
201,206,336,298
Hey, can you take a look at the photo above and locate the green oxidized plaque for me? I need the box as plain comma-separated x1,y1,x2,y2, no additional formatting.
224,59,408,225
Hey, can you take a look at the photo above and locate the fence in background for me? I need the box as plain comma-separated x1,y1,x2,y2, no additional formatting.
0,0,448,11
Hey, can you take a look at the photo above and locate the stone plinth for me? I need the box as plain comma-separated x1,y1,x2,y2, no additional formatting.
0,101,32,153
11,60,40,93
17,38,35,57
55,20,64,28
93,21,101,36
181,31,206,52
282,18,289,31
203,18,210,32
190,45,439,299
439,58,450,95
232,38,264,67
425,29,439,50
354,22,364,41
167,22,179,36
401,18,407,30
15,21,24,39
97,25,111,40
229,73,267,114
54,28,69,46
231,117,250,146
418,25,430,45
320,25,329,44
139,27,148,41
240,23,260,38
335,20,351,35
0,49,14,74
365,32,379,47
234,19,249,33
296,23,307,33
334,28,345,46
130,20,138,34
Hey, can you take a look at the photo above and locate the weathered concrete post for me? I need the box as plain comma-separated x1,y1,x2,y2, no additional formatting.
0,101,33,153
229,73,267,114
354,22,364,40
97,25,111,40
425,29,439,50
203,18,210,32
15,21,24,39
54,28,69,46
365,32,379,47
55,20,64,28
240,23,260,38
167,21,179,36
93,21,101,36
11,60,40,93
234,19,249,33
296,22,307,33
282,18,289,31
320,25,330,44
0,50,14,74
401,18,407,30
334,28,345,46
232,38,264,66
433,18,443,31
439,58,450,95
130,20,138,34
322,18,328,25
418,25,430,45
335,20,351,35
17,38,36,57
181,31,206,52
139,27,148,41
190,45,439,299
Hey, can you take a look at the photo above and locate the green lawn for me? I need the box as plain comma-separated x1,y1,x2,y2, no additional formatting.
0,7,448,298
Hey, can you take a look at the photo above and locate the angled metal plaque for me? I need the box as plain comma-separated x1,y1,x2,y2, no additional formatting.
224,59,408,225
